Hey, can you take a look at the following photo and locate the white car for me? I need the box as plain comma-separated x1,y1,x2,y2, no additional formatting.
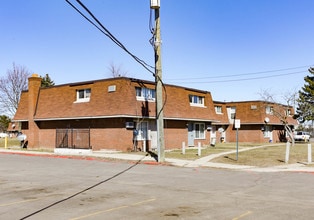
294,131,310,142
0,133,8,138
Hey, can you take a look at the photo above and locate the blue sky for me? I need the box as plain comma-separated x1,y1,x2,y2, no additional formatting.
1,0,314,103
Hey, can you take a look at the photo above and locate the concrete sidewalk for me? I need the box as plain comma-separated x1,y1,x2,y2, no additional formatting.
1,147,314,173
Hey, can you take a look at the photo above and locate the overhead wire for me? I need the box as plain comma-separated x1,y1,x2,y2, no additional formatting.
66,0,167,118
166,64,313,81
65,0,155,76
173,70,307,84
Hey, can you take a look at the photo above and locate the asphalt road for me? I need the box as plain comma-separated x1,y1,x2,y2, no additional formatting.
1,153,314,220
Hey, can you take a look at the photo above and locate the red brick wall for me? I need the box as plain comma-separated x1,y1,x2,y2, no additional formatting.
225,124,285,143
164,120,187,148
38,129,55,150
91,128,133,151
24,118,215,151
27,75,42,148
164,120,211,148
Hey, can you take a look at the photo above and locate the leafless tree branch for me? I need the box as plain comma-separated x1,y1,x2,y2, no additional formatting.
0,63,30,117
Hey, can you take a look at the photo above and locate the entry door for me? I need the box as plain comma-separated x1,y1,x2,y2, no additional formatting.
138,122,148,141
188,123,195,146
149,121,157,150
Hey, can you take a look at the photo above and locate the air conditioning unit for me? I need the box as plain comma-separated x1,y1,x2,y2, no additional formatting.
125,122,134,129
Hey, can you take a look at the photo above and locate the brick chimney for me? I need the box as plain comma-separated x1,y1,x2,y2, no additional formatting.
27,74,41,148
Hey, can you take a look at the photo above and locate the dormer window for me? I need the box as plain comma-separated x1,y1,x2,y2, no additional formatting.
76,89,91,102
266,106,274,115
227,106,236,119
215,106,222,114
135,87,155,101
189,95,204,107
286,108,291,116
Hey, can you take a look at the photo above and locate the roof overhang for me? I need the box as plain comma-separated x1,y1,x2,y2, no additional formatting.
30,115,219,123
12,119,28,122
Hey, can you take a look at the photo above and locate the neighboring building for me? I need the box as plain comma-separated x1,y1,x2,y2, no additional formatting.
13,75,218,152
212,100,298,143
13,75,298,152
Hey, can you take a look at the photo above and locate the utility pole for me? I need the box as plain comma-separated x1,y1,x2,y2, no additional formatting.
151,0,165,162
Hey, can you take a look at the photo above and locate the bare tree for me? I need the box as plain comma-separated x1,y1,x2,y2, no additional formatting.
107,62,128,78
0,63,30,117
259,89,297,145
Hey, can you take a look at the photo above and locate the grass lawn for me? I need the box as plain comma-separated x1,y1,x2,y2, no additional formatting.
127,142,314,167
129,142,256,160
211,143,314,167
164,142,313,167
164,142,269,160
0,138,22,148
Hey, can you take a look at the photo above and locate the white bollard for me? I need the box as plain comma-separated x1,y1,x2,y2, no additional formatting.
285,141,290,163
198,142,201,156
308,144,312,164
143,141,146,152
182,142,186,155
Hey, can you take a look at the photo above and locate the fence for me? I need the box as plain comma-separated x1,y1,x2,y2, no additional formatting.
56,128,91,149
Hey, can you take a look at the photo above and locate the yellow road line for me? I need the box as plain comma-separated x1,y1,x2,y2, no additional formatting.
232,210,253,220
70,198,156,220
0,198,41,207
70,205,128,220
132,198,156,206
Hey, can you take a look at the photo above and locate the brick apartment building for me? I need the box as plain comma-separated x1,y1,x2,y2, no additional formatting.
212,101,298,143
13,75,298,152
13,75,219,151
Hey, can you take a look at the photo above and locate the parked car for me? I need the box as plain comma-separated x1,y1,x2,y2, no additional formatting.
0,133,8,138
294,131,310,142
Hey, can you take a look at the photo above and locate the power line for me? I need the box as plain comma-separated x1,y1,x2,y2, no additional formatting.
66,0,168,130
65,0,155,76
169,70,307,84
166,64,313,81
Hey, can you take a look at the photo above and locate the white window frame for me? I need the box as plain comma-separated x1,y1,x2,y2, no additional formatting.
136,121,148,141
215,106,222,114
266,106,274,115
136,87,156,101
194,123,205,139
76,89,91,103
189,95,205,107
230,107,236,119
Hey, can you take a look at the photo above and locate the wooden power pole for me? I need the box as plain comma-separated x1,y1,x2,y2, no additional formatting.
151,0,165,162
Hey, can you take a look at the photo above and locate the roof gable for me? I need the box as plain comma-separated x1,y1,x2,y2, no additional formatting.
13,92,29,121
14,77,218,122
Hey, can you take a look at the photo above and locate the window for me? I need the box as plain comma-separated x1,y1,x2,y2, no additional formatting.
266,106,274,115
251,105,257,110
194,123,205,139
286,109,291,116
189,95,204,107
76,89,91,102
230,107,236,119
108,85,116,92
215,106,222,114
136,122,148,140
135,87,155,101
